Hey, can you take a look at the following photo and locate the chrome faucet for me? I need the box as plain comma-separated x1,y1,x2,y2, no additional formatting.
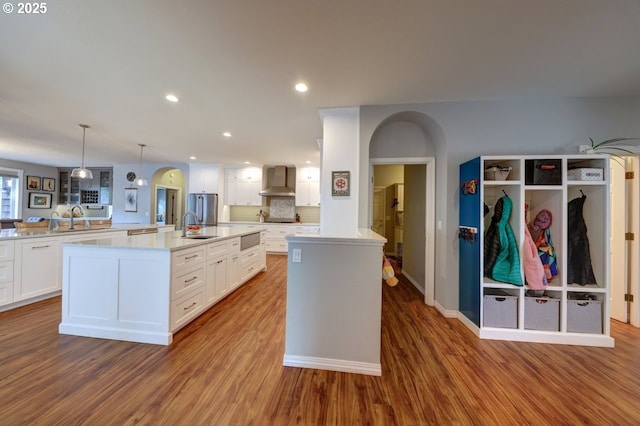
48,211,60,232
69,205,83,230
182,211,198,237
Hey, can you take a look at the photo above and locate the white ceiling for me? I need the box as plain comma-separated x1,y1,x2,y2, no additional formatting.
1,0,639,168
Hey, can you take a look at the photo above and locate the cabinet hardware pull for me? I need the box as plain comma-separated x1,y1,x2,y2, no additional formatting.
185,276,197,284
185,254,198,260
183,302,197,311
248,267,254,272
248,253,254,257
32,245,51,249
217,260,223,264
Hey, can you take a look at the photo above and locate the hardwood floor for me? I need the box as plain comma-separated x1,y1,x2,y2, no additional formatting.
1,255,640,425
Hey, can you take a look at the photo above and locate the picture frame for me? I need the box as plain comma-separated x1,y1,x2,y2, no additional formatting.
28,192,52,209
42,177,56,192
124,188,138,212
26,175,41,191
331,171,350,196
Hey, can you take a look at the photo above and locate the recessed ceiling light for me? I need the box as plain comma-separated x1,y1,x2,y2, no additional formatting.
165,94,179,102
244,161,250,164
189,156,196,160
223,132,232,138
305,160,311,164
295,82,308,93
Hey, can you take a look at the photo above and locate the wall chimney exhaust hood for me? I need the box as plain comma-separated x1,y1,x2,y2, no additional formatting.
259,166,295,197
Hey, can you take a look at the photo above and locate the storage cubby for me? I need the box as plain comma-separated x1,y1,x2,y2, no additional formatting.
459,155,613,347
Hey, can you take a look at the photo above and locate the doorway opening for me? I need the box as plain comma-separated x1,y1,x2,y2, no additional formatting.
157,186,179,227
370,158,435,306
610,155,639,327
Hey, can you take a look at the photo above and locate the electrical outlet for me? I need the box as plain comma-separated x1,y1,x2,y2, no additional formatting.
292,249,302,263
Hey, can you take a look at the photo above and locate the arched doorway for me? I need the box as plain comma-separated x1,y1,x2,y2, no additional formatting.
150,168,186,228
368,111,444,307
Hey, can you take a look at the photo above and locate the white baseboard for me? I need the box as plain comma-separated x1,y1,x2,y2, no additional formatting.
401,271,425,295
457,312,480,336
434,300,458,318
283,354,381,376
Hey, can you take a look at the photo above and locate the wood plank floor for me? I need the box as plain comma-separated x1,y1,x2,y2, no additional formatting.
1,254,640,425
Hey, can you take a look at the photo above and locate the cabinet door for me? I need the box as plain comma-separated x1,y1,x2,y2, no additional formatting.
206,255,228,305
228,253,239,290
14,237,62,301
190,165,219,194
99,170,112,204
295,181,310,206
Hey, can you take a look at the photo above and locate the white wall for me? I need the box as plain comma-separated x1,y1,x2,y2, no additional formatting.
319,107,360,235
112,162,189,224
0,158,59,219
358,96,640,312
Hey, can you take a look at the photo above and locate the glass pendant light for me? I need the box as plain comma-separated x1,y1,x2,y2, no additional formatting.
70,124,93,179
135,143,148,186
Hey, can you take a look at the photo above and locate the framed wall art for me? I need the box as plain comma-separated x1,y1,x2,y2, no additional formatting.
331,171,350,196
26,175,41,190
42,177,56,192
28,192,52,209
125,188,138,212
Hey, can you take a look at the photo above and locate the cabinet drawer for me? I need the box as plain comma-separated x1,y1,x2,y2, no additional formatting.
240,246,260,266
265,240,288,252
171,288,204,331
207,240,229,258
266,227,291,237
239,261,261,283
228,237,241,254
0,281,13,307
172,247,205,271
0,241,14,262
172,266,205,300
0,260,13,284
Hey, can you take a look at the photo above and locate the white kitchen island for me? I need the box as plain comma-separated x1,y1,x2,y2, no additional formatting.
59,226,266,345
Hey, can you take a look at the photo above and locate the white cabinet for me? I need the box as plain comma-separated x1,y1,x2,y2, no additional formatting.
206,240,230,304
0,241,14,307
14,237,62,302
265,224,291,253
295,167,320,207
189,164,220,194
225,167,263,206
459,155,613,347
170,246,206,331
228,237,240,290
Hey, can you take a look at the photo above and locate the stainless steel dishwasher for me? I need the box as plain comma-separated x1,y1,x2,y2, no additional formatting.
240,232,261,250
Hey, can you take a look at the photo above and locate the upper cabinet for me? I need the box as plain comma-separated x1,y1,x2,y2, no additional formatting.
59,168,112,205
189,165,220,194
295,167,320,207
224,167,263,206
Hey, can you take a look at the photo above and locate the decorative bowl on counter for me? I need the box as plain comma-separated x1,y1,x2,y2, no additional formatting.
186,225,202,236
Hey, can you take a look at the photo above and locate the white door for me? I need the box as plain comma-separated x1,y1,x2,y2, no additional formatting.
610,159,627,322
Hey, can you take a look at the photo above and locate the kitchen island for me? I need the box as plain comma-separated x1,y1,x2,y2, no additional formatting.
58,226,266,345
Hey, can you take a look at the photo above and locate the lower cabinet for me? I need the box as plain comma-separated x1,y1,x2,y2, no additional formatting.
0,241,15,307
14,237,62,302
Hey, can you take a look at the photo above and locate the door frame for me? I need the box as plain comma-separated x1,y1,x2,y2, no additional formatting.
369,157,435,306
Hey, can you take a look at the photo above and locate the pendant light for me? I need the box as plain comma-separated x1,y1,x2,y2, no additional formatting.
70,124,93,179
135,143,148,186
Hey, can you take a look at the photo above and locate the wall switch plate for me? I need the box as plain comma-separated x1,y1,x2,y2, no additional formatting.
292,248,302,263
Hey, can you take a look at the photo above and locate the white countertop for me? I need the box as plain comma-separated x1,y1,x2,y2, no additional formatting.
219,221,319,226
285,228,386,245
0,224,174,241
63,226,265,252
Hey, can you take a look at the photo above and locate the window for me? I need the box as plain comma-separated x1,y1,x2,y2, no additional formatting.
0,167,23,220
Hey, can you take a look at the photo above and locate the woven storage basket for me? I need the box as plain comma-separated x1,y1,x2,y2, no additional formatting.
484,166,511,181
14,221,49,231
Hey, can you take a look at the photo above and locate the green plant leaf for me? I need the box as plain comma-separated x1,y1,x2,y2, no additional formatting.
592,137,640,149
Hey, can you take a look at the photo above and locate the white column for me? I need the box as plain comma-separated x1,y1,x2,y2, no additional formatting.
318,107,360,235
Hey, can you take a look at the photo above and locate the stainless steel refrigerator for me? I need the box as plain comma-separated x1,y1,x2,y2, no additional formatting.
186,193,218,226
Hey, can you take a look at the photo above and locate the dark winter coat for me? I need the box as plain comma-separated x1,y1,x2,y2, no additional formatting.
567,195,597,285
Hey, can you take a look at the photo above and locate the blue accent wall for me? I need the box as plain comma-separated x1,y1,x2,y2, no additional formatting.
459,157,481,326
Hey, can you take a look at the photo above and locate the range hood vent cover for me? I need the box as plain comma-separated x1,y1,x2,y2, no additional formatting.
259,166,295,197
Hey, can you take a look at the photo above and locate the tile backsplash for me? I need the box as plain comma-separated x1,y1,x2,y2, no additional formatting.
230,205,320,223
